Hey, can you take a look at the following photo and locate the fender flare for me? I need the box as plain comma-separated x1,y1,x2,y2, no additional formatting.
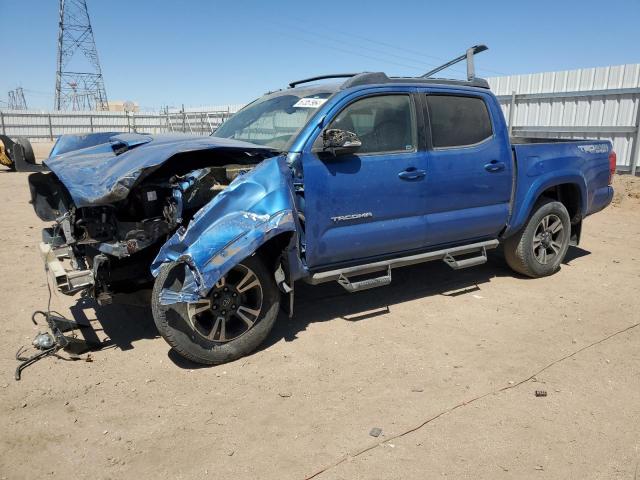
506,171,587,236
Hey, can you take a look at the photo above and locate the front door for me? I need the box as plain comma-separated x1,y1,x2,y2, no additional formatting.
301,92,427,269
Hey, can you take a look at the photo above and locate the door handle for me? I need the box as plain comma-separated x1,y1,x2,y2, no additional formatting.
398,167,426,180
484,160,506,172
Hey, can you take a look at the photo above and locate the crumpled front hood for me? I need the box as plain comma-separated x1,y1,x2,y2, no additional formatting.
45,133,274,207
48,131,127,158
151,155,299,303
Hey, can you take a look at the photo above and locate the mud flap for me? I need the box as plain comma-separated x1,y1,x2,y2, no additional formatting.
274,262,294,318
570,220,582,246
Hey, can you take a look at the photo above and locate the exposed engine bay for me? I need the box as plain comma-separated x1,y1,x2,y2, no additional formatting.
29,150,265,303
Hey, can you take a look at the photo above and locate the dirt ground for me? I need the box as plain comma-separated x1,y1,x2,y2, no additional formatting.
0,162,639,480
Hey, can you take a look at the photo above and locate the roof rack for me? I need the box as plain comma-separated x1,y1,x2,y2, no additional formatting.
286,45,490,90
288,73,359,88
423,44,488,81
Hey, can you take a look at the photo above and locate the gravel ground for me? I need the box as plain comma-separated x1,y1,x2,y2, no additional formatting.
0,164,638,480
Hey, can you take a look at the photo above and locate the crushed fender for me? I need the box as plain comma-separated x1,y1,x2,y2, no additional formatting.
151,155,299,304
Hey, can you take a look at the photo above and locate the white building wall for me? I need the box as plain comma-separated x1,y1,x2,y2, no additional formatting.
488,64,640,170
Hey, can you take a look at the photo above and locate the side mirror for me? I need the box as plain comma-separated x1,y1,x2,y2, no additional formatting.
322,129,362,156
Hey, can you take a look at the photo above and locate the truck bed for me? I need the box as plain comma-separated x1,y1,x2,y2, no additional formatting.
506,139,613,236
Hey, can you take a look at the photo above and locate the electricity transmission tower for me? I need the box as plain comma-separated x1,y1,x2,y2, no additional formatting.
54,0,108,111
8,88,28,110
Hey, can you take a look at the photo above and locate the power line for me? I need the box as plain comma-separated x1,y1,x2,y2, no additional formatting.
270,20,444,73
22,88,55,97
270,29,428,74
274,17,506,77
318,24,508,76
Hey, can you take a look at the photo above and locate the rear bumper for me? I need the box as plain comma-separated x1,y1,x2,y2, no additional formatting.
39,242,94,294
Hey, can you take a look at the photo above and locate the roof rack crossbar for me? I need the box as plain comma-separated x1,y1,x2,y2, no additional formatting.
422,45,488,81
289,73,360,88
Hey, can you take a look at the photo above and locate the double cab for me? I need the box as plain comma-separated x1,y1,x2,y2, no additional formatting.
30,53,615,365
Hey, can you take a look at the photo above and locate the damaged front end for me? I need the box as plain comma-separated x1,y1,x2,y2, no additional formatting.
29,133,277,303
151,155,302,305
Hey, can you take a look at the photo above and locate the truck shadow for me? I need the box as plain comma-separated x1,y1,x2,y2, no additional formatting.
68,291,157,352
72,246,591,367
260,245,592,353
563,245,590,264
263,253,509,349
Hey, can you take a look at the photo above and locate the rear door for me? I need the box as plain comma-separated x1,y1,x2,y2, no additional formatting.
420,91,513,246
301,90,428,269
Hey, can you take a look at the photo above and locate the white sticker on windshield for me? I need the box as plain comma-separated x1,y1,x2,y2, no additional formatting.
293,98,327,108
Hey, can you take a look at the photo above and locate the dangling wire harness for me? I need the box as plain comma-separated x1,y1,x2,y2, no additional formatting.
15,268,98,380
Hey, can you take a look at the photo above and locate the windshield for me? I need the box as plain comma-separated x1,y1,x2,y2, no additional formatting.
212,91,333,150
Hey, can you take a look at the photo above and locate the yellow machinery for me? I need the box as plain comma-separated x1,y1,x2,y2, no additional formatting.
0,137,12,168
0,135,45,172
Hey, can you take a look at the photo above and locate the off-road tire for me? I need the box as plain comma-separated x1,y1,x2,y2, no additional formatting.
504,198,571,278
151,255,279,365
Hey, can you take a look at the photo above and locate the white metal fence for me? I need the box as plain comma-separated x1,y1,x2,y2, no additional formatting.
488,64,640,174
0,107,240,140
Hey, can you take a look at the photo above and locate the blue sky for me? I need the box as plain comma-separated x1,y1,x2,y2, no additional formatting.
1,0,638,110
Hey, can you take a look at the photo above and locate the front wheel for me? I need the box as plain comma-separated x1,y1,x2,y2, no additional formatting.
151,255,280,365
504,199,571,278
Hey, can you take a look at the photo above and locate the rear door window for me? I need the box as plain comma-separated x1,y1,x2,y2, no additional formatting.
426,95,493,148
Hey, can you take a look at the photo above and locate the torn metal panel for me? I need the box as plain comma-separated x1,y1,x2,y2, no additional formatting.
45,133,274,208
151,156,300,304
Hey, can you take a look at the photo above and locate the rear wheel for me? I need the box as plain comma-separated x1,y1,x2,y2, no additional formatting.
504,198,571,278
151,255,280,365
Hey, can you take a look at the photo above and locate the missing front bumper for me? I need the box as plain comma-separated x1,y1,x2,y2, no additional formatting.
39,242,94,294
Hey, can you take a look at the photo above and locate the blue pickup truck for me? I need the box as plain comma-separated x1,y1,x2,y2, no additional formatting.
29,48,615,365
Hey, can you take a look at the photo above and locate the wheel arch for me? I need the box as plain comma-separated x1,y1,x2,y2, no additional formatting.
539,182,582,219
255,231,295,271
506,173,587,239
537,182,584,244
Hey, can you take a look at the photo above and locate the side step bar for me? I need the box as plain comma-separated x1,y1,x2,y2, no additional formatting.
337,266,392,293
443,246,488,270
307,240,499,292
